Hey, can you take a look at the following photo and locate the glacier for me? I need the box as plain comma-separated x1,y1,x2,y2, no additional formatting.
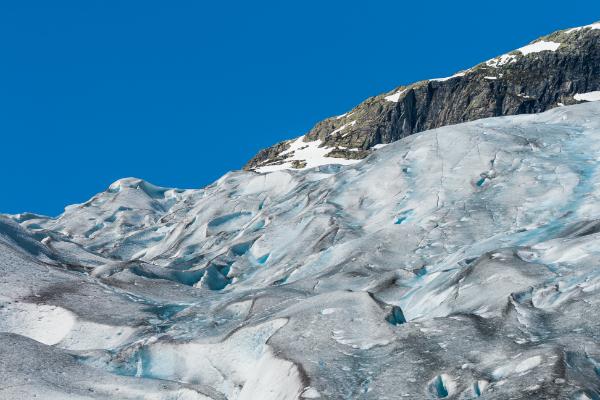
2,102,600,399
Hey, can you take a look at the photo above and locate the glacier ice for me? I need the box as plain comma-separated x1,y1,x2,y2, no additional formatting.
2,103,600,398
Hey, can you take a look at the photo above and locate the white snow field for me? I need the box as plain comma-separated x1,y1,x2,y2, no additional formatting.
3,102,600,398
574,91,600,102
517,40,561,55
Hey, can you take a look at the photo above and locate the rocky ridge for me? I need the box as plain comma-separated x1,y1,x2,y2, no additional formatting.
245,22,600,172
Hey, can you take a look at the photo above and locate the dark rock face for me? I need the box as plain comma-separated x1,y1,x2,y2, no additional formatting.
246,140,292,169
245,25,600,170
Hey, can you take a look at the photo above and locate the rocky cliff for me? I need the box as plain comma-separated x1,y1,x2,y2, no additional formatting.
245,23,600,171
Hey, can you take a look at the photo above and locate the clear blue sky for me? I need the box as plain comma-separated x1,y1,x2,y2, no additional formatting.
1,1,599,216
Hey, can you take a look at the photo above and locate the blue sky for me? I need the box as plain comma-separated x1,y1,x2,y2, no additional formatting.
1,1,600,216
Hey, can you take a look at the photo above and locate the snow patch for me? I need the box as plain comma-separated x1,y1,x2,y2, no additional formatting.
330,120,357,136
486,54,517,68
255,136,360,173
566,23,600,33
574,91,600,102
518,41,561,55
335,112,354,120
372,143,389,150
302,387,321,398
431,72,466,82
385,89,406,102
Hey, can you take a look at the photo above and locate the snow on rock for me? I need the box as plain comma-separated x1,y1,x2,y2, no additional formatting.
566,22,600,33
330,120,356,136
384,89,406,102
574,91,600,102
430,71,466,82
335,111,354,120
518,40,561,55
486,53,518,68
255,135,360,173
486,40,561,70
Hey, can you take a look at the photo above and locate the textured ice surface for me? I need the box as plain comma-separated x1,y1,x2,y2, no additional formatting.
3,103,600,398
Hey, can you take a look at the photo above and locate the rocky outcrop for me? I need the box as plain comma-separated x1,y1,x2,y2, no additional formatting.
245,23,600,171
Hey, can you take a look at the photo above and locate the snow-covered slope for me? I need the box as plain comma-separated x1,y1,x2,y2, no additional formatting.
3,102,600,399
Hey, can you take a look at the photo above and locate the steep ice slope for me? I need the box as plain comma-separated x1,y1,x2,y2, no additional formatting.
3,102,600,398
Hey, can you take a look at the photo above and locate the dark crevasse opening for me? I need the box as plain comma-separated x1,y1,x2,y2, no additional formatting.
230,240,254,256
472,380,489,397
202,264,232,290
385,306,406,325
394,209,413,225
256,253,270,265
129,264,205,286
428,375,451,398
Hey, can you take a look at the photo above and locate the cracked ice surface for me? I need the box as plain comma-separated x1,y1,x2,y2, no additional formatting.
3,103,600,398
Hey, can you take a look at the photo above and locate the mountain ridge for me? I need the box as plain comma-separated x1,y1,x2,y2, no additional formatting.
245,22,600,172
